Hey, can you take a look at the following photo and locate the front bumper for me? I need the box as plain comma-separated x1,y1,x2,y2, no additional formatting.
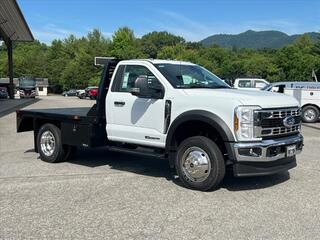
230,134,303,176
20,93,36,98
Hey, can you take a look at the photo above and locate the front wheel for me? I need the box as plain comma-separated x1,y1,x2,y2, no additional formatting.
175,136,225,191
302,106,319,123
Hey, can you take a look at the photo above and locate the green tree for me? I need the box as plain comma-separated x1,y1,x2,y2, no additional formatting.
140,31,185,58
111,27,142,59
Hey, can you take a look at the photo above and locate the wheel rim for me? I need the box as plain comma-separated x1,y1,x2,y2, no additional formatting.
304,109,316,121
40,130,55,156
181,147,211,183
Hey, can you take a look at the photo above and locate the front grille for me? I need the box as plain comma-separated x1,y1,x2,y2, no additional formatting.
255,107,301,138
260,116,301,128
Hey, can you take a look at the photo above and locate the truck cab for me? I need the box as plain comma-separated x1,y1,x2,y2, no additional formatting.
234,78,269,90
17,58,304,191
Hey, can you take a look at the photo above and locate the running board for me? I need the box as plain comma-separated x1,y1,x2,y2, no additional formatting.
107,146,165,158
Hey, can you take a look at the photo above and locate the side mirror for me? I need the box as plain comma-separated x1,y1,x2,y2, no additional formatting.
130,75,164,99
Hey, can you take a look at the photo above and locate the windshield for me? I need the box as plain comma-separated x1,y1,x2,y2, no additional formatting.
154,63,230,89
19,78,36,88
261,84,272,91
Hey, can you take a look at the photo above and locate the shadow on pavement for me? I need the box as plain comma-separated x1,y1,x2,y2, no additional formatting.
67,147,290,191
0,98,40,118
302,122,320,130
221,171,290,191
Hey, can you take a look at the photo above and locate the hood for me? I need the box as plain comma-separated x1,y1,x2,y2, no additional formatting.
181,88,299,108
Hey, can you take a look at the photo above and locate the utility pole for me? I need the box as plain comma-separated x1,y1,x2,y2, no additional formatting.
6,39,14,99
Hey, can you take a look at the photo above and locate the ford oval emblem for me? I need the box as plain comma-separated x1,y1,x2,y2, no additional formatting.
283,116,295,128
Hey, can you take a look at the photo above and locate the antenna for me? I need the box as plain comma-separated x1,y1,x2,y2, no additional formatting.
179,45,182,82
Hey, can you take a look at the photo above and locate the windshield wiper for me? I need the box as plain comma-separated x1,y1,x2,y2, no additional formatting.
187,83,229,89
188,85,212,89
211,85,230,89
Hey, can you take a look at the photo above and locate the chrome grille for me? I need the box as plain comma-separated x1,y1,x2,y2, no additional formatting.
259,108,301,119
255,107,301,138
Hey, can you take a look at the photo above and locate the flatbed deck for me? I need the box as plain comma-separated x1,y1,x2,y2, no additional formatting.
20,107,91,117
18,107,95,122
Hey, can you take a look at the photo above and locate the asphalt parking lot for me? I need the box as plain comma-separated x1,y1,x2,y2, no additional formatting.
0,96,320,239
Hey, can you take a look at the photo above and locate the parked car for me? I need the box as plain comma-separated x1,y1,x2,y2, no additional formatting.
77,87,98,99
76,89,85,98
262,81,320,123
0,87,8,99
62,89,77,97
87,87,98,99
233,78,269,90
19,77,36,98
16,57,303,191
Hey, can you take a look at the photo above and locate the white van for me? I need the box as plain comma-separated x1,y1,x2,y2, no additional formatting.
234,78,269,90
263,81,320,123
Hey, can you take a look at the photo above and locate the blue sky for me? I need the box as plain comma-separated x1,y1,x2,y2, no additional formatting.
18,0,320,44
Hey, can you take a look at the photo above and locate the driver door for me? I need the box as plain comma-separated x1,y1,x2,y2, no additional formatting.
106,64,166,148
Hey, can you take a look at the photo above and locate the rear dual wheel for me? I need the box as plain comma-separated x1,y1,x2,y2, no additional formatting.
37,123,76,163
175,136,225,191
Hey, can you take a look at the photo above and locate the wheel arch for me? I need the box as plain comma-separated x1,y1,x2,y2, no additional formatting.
165,110,235,168
302,103,320,112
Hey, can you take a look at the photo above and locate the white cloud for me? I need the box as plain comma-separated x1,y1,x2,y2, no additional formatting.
101,31,113,38
155,11,212,41
33,24,83,44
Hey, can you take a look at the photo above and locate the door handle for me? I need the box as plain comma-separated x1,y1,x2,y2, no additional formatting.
114,101,125,106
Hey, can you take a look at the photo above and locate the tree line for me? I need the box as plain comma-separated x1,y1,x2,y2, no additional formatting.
0,27,319,92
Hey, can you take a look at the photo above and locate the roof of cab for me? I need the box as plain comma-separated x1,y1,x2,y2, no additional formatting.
272,81,320,86
119,59,195,65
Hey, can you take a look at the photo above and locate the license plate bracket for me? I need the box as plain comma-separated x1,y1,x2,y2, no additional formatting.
286,145,296,157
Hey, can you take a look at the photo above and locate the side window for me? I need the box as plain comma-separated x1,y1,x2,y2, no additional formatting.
255,80,267,89
238,80,252,88
111,65,125,92
112,65,160,92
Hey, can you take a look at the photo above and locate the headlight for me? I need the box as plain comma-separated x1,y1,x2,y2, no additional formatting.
234,106,261,141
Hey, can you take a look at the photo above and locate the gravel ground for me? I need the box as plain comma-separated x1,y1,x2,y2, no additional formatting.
0,96,319,240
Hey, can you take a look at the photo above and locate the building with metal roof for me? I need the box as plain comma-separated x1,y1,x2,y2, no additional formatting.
0,0,34,98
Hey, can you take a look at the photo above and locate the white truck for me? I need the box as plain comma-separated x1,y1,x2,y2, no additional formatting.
233,78,269,90
16,58,304,191
263,81,320,123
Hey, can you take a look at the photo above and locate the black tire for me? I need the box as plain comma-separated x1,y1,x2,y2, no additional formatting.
175,136,225,191
302,106,319,123
36,123,68,163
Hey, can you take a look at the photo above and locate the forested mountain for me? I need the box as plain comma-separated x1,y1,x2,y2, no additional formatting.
201,30,320,49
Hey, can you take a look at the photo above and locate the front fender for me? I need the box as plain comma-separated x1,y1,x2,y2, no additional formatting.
165,110,235,150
